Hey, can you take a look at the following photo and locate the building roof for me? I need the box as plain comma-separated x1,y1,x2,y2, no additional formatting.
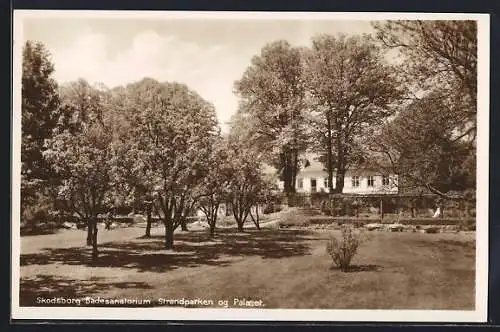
300,153,325,173
262,153,390,177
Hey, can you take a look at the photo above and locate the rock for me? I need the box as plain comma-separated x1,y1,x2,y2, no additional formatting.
364,223,383,231
62,221,77,229
442,225,459,233
403,225,416,232
133,215,146,223
388,223,404,232
423,226,440,234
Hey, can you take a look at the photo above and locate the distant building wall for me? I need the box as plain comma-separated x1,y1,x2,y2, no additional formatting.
288,171,398,195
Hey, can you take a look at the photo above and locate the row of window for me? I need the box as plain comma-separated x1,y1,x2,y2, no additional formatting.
297,175,391,189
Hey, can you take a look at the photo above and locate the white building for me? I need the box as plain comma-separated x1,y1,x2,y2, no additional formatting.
267,153,398,195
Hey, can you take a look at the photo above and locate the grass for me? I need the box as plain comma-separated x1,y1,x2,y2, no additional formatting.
19,222,475,309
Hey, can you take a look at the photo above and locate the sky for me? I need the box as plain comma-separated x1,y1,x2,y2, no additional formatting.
20,14,376,131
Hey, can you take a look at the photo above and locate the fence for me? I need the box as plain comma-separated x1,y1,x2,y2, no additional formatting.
273,192,476,219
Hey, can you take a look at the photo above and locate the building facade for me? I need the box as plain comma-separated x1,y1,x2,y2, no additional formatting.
294,172,398,195
272,154,398,195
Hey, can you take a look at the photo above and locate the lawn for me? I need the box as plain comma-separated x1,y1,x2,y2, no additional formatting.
19,223,476,309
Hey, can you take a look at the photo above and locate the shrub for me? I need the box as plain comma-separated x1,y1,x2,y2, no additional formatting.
303,216,475,227
263,203,282,214
21,191,58,229
326,225,365,272
263,204,274,214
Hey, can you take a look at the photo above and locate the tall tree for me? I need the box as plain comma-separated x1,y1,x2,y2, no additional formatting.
125,78,218,249
234,41,308,198
365,92,476,199
196,139,232,237
104,85,155,237
225,135,276,232
370,20,477,199
21,41,61,226
303,34,402,193
372,20,477,143
44,79,114,262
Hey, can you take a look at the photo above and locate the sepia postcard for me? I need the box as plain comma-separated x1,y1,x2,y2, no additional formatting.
11,10,490,322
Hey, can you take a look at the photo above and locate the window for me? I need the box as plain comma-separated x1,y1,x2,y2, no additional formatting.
367,176,374,187
324,178,329,188
382,175,390,186
310,178,317,192
351,176,360,188
297,178,303,189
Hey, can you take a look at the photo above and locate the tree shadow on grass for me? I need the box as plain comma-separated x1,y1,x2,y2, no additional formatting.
412,239,476,259
21,228,60,236
20,228,315,273
20,246,228,273
149,228,315,259
19,274,153,306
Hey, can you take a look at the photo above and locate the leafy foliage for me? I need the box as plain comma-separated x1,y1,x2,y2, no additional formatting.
326,225,365,272
365,92,475,198
302,34,403,193
21,41,61,225
43,79,115,260
225,135,278,231
365,21,477,199
234,41,309,195
196,138,233,236
373,20,477,143
123,78,219,248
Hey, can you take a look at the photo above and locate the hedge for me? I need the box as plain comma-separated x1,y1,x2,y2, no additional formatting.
281,216,476,227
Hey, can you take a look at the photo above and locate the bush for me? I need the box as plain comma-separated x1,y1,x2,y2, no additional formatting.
307,216,475,227
263,204,273,214
326,225,365,272
21,191,58,230
397,217,475,226
263,203,282,215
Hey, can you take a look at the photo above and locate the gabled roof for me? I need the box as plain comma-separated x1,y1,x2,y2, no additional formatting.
300,153,324,173
262,153,392,177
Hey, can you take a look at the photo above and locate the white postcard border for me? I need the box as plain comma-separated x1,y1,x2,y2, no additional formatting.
11,10,490,322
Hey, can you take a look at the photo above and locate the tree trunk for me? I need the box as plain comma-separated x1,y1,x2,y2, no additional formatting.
180,218,188,231
91,218,98,262
232,200,246,232
164,221,174,249
255,205,260,230
209,220,216,237
250,206,260,230
282,149,297,195
326,115,334,190
145,207,152,238
283,164,293,194
291,149,298,192
334,169,345,194
86,219,92,245
440,200,445,219
333,124,345,194
380,198,384,220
